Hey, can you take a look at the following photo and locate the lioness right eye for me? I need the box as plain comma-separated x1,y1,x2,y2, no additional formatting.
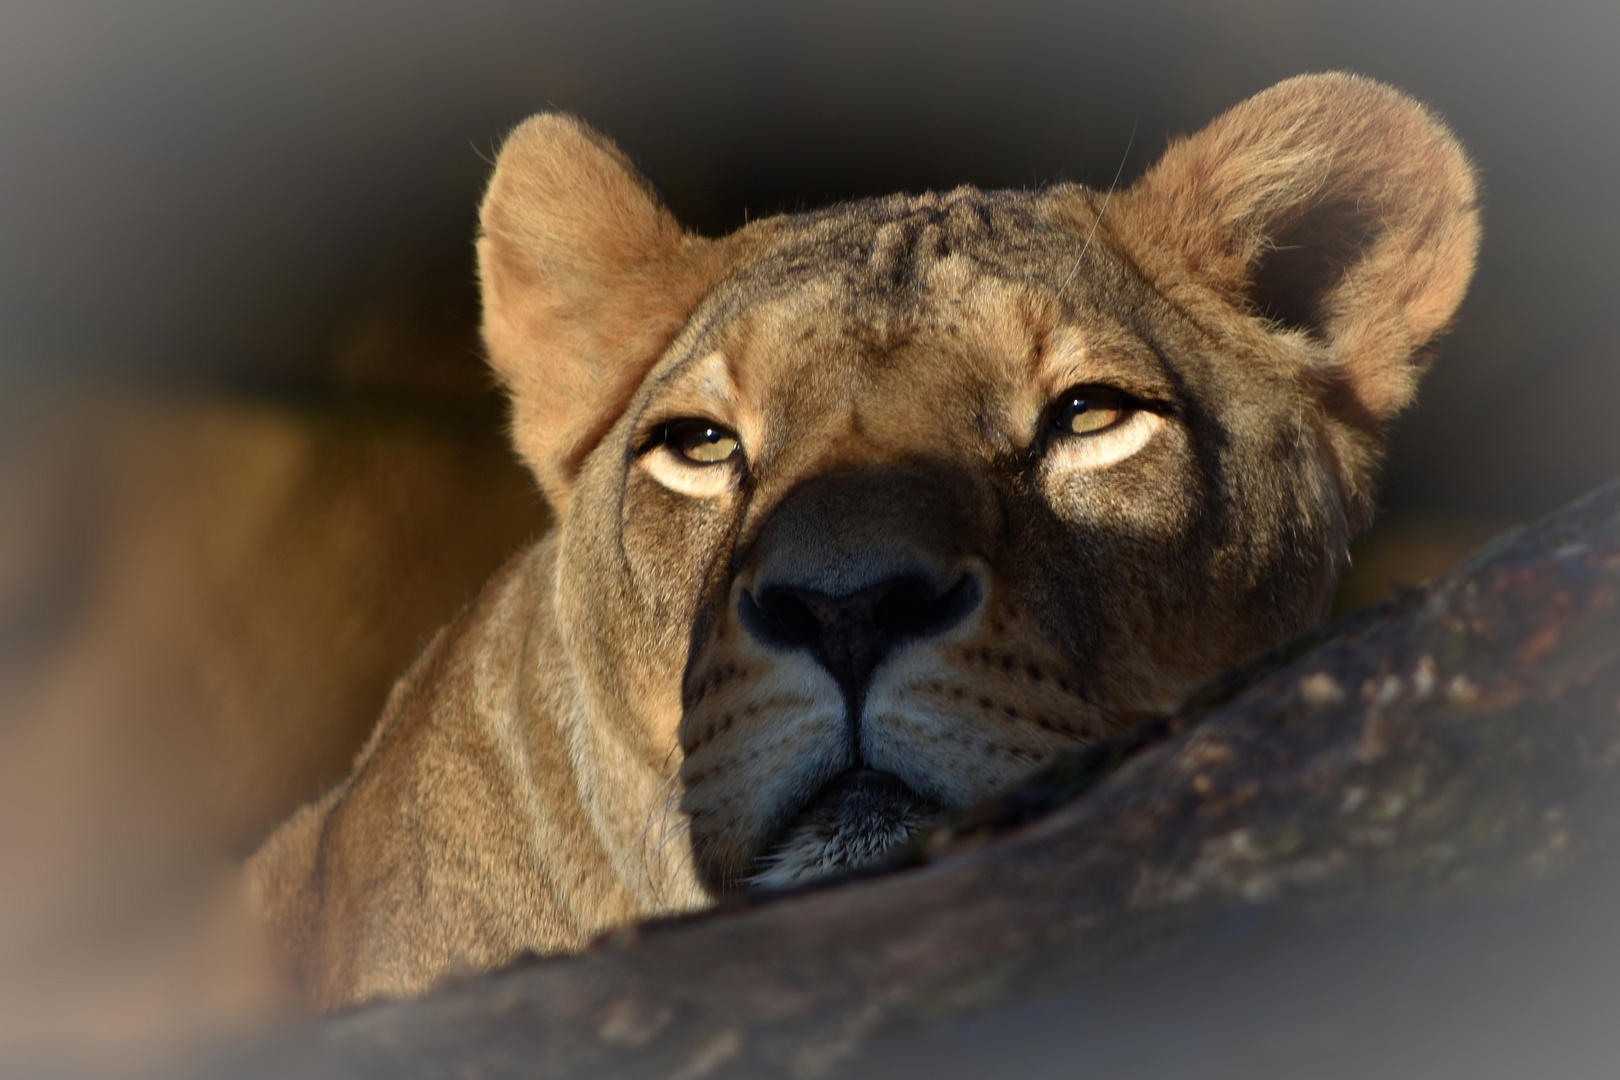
1050,387,1130,437
664,419,741,465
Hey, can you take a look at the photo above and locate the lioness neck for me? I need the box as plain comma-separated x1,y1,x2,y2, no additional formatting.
247,535,703,1010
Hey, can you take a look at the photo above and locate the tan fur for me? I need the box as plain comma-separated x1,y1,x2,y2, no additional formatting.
248,74,1479,1010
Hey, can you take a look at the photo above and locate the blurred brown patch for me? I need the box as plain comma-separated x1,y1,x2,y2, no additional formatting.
329,263,492,401
0,391,546,1049
1333,515,1508,613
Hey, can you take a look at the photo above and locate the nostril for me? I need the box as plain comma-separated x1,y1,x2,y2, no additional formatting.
871,578,938,636
739,574,981,704
751,587,824,647
873,575,979,638
742,574,980,654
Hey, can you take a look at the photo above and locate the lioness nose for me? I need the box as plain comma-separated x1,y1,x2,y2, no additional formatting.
740,575,978,702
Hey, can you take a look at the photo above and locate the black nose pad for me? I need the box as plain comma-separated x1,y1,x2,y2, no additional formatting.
739,575,979,703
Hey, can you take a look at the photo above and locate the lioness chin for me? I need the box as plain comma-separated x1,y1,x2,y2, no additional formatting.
248,72,1478,1011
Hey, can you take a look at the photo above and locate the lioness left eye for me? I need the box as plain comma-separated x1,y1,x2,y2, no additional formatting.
665,419,741,465
1050,387,1129,436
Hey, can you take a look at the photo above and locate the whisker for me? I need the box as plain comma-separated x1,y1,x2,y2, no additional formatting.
1059,118,1138,296
667,839,698,887
468,136,497,168
652,810,692,862
638,773,691,902
637,773,680,853
660,738,684,772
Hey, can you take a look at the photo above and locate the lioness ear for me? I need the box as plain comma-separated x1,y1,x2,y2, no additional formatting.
477,114,725,510
1111,72,1480,422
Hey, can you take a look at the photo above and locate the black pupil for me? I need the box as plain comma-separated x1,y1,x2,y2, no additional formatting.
1060,398,1091,424
690,427,725,447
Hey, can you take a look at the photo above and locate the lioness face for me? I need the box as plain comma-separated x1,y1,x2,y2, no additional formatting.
479,76,1478,895
589,193,1346,891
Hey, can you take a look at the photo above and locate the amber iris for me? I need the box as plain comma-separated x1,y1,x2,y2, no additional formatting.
667,420,741,464
1052,388,1126,435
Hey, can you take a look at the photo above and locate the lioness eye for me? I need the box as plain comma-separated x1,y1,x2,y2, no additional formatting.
665,419,741,465
1051,387,1128,436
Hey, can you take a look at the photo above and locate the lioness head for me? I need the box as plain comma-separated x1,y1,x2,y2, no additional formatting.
477,73,1477,895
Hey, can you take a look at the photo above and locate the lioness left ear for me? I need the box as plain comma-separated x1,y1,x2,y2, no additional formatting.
478,114,729,512
1110,72,1480,422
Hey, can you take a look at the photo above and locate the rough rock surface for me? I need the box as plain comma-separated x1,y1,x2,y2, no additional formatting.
213,477,1620,1078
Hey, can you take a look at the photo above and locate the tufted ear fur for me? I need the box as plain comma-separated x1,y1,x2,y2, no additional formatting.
477,114,727,512
1111,72,1480,423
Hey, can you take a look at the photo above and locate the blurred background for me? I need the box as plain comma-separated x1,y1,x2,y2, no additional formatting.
0,0,1616,1054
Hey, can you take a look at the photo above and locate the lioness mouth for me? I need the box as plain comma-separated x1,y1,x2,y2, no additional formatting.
747,768,940,890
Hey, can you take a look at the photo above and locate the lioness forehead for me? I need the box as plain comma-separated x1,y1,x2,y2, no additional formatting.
702,186,1142,327
727,187,1078,295
641,186,1181,454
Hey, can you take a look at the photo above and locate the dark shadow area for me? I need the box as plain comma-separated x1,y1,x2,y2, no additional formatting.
2,0,1615,519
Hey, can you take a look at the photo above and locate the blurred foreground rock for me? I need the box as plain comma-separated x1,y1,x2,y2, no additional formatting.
142,477,1620,1075
0,395,547,1046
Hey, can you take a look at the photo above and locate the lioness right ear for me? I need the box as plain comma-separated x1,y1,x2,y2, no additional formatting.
1110,73,1480,424
478,114,726,512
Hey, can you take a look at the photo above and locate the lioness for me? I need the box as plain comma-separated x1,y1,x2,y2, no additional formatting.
250,73,1479,1010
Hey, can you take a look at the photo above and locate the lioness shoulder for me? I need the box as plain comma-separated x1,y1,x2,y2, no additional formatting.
248,72,1479,1011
